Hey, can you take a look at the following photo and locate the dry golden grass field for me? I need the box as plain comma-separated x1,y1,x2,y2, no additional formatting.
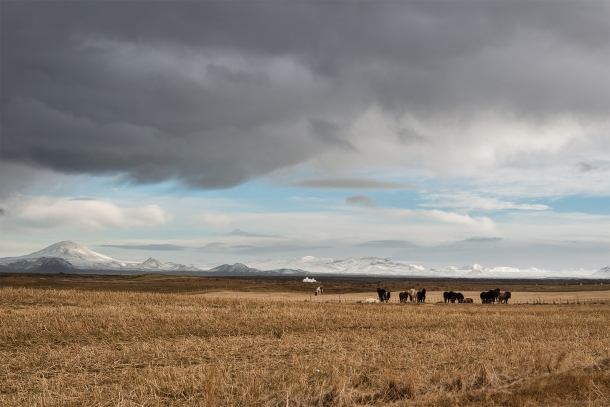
1,275,609,406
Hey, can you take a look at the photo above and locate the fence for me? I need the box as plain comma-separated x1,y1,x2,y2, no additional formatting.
261,294,609,305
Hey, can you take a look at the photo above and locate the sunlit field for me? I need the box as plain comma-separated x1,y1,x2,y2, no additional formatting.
1,283,609,406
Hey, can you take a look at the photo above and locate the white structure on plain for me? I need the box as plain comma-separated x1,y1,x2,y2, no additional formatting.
302,277,317,283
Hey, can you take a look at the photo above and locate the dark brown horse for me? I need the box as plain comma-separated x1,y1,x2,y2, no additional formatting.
498,291,511,304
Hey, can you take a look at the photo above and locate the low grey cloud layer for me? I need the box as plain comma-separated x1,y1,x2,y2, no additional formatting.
2,1,608,189
462,237,504,243
100,244,188,251
227,229,282,238
199,242,332,255
295,179,413,190
346,195,377,207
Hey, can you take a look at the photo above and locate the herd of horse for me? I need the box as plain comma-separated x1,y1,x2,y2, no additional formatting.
313,285,512,304
480,288,512,304
394,288,427,303
379,287,511,304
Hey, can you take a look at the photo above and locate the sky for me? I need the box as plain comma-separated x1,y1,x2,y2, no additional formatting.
1,1,609,270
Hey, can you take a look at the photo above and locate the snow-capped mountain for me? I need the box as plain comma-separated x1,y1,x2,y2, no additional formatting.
429,264,603,279
1,257,76,272
139,257,167,269
593,266,610,277
0,240,125,269
205,263,309,275
0,241,201,273
209,263,252,274
0,241,607,278
248,256,427,276
248,257,606,279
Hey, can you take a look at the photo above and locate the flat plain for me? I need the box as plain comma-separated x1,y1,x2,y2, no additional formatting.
1,273,609,406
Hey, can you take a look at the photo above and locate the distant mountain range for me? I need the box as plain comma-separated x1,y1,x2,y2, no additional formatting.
0,240,607,279
248,257,609,279
0,241,200,273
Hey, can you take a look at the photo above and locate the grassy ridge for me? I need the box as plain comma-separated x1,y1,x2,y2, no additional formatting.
1,287,609,406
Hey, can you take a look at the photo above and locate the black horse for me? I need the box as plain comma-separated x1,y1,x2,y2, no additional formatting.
444,291,464,303
480,290,499,303
377,288,391,303
417,288,426,303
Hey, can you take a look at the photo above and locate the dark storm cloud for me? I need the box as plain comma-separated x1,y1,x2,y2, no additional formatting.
308,119,355,151
2,1,608,189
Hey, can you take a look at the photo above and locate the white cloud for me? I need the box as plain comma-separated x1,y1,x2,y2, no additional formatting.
191,204,498,247
281,108,609,200
0,195,171,232
499,211,610,243
377,207,497,233
421,193,549,211
198,212,234,227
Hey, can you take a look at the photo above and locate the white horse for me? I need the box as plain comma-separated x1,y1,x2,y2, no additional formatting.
408,288,417,302
315,286,323,296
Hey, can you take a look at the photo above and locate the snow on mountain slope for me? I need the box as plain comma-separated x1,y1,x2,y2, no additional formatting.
209,263,252,274
593,266,610,278
0,257,76,272
430,265,599,279
26,240,115,262
0,241,605,278
123,257,201,272
0,241,199,272
248,257,601,278
0,240,124,269
248,256,427,276
139,257,167,269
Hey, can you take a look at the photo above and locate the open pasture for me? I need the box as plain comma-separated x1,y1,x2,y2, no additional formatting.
1,285,609,406
198,289,610,305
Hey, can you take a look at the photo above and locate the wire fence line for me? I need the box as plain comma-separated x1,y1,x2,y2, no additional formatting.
262,294,609,305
